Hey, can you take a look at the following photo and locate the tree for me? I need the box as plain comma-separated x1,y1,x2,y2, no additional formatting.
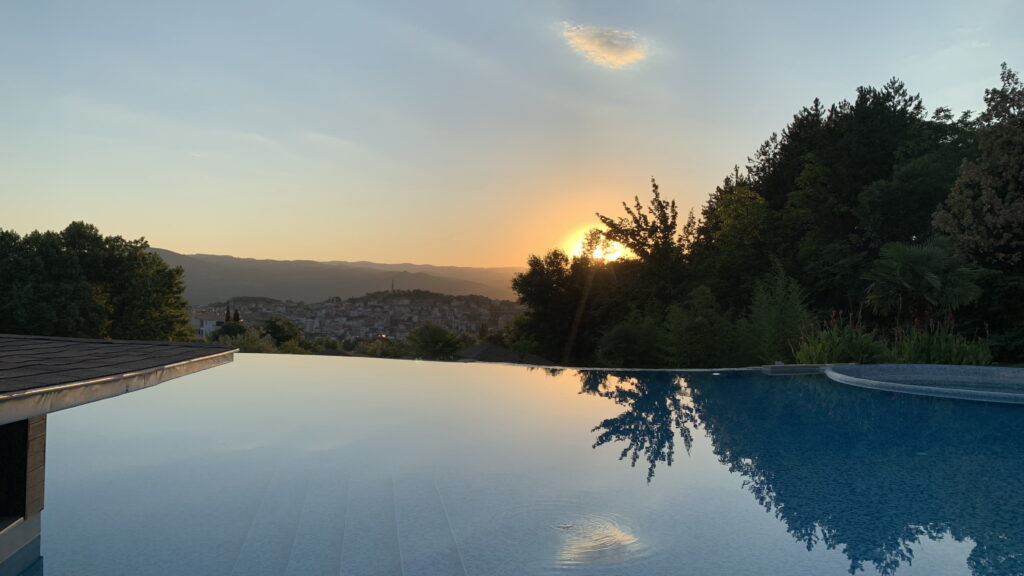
596,178,689,307
210,321,246,340
742,78,958,311
511,249,626,364
597,178,681,262
261,317,304,346
0,222,192,340
689,174,771,311
862,239,981,324
661,286,736,368
215,327,278,353
737,263,812,365
405,323,464,361
933,63,1024,272
594,311,663,368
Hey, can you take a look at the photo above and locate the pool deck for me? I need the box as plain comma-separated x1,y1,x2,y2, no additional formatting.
0,334,235,426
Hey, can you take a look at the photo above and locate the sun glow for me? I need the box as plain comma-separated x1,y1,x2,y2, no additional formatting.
563,227,631,262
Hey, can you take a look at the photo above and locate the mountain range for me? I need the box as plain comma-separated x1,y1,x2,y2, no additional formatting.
152,249,523,306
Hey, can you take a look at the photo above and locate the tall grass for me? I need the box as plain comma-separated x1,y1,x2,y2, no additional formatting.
794,318,887,364
795,318,992,365
888,323,992,365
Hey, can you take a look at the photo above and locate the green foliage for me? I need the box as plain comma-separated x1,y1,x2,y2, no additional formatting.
261,317,304,346
661,286,736,368
933,63,1024,272
405,323,465,361
688,173,771,310
597,178,682,263
309,336,341,353
595,178,689,306
962,270,1024,361
511,249,629,364
211,321,247,340
510,66,1024,366
278,339,311,354
794,317,887,364
887,323,992,365
746,79,965,311
0,222,191,341
485,321,540,360
511,250,576,361
212,317,342,355
215,328,279,353
356,336,409,359
862,239,982,322
595,311,664,368
736,263,812,365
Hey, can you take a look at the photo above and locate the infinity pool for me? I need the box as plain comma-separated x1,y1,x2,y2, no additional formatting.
40,355,1024,575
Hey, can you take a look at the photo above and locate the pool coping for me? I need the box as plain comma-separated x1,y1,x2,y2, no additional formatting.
824,365,1024,405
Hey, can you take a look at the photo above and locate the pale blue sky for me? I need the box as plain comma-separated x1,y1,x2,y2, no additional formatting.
2,0,1020,266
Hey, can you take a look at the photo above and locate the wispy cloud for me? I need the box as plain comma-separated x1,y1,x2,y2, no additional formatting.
562,23,648,69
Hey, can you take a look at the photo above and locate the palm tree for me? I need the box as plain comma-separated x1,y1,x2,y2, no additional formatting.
862,239,981,324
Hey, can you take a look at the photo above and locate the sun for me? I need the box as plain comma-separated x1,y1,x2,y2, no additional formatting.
562,226,631,262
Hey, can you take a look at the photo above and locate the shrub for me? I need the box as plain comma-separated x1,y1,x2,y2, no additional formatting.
662,286,737,368
887,323,992,365
794,317,887,364
596,311,664,368
405,323,465,361
216,328,279,353
356,337,408,359
737,262,812,365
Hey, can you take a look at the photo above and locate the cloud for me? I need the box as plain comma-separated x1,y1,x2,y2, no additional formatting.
562,23,648,69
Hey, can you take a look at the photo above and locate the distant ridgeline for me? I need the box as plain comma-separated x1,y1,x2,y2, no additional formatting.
152,248,521,304
194,290,523,341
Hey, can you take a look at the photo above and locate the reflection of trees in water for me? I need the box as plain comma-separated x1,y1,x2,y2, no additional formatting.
686,372,1024,576
575,369,1024,576
578,371,697,482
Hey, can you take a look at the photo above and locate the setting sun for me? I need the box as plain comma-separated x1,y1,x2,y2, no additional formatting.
563,226,632,261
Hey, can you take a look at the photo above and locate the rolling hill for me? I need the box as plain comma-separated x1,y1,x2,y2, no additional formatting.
152,249,522,305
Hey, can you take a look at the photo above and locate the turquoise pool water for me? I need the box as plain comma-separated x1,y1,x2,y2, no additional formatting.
39,355,1024,575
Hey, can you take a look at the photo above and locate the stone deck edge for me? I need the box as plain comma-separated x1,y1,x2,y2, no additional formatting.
824,365,1024,405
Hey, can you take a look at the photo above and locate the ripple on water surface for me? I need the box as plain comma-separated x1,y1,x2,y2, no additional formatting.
554,513,647,570
484,497,655,574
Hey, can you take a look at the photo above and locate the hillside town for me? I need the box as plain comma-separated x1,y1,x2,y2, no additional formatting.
190,289,523,342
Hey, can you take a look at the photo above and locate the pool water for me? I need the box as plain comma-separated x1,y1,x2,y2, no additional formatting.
40,355,1024,575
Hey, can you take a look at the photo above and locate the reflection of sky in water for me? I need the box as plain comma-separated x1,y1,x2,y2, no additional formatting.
37,355,1024,575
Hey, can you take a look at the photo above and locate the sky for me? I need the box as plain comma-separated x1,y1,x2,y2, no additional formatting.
2,0,1021,267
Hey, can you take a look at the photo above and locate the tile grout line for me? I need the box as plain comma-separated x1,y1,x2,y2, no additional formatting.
282,465,313,575
228,467,278,576
338,470,352,576
434,474,470,576
392,474,406,576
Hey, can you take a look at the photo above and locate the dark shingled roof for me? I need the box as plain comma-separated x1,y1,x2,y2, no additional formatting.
0,334,236,426
0,334,235,394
